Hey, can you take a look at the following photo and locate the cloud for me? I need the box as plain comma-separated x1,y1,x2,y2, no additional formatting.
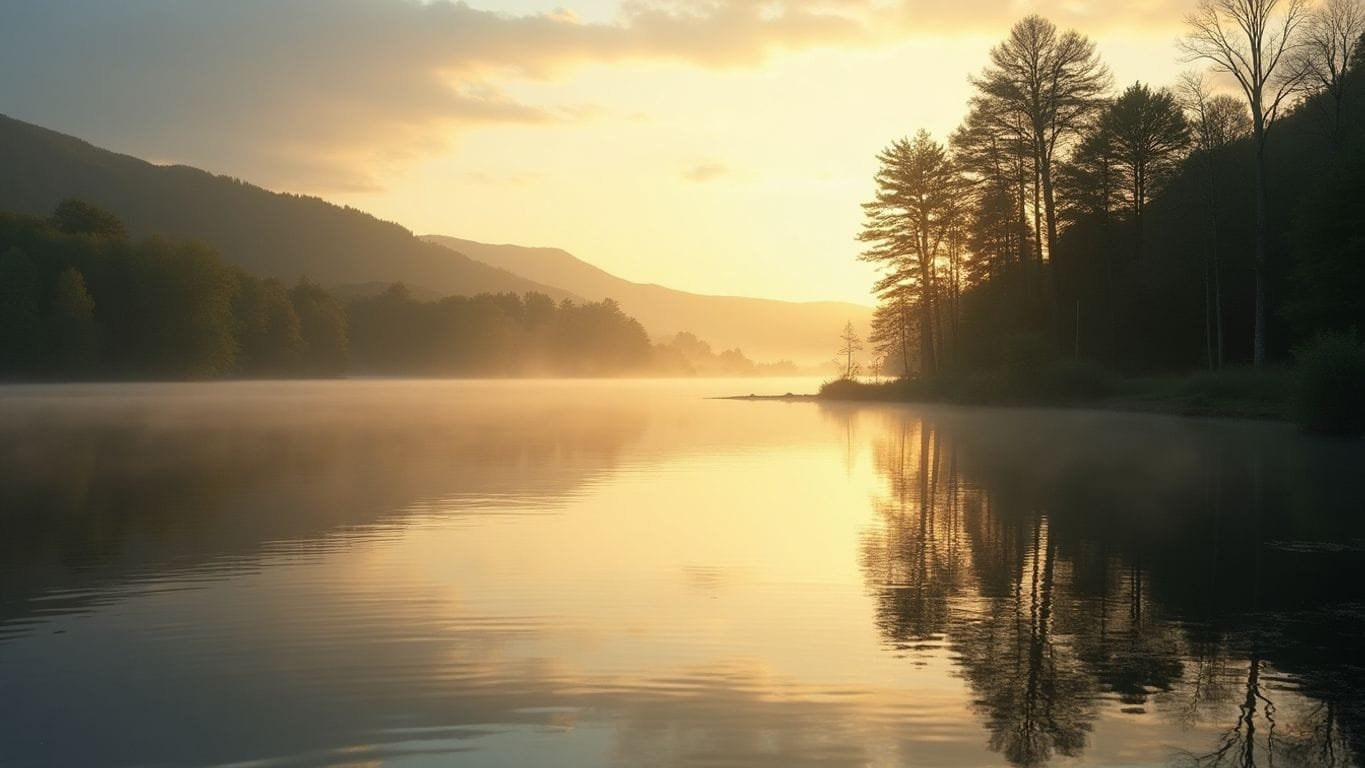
0,0,1189,191
683,161,730,182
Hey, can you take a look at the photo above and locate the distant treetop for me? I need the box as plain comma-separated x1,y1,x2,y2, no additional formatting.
51,199,127,239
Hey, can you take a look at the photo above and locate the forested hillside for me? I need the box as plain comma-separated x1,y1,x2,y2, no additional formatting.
0,204,657,379
425,236,873,366
0,115,570,300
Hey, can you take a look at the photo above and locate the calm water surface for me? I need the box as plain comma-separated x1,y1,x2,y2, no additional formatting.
2,379,1364,768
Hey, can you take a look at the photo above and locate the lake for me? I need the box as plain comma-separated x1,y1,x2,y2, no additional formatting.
2,379,1363,768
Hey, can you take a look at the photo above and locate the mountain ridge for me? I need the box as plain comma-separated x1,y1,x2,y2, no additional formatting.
0,112,869,364
0,113,574,301
423,235,872,365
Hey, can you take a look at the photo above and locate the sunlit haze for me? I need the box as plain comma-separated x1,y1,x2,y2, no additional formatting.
0,0,1188,304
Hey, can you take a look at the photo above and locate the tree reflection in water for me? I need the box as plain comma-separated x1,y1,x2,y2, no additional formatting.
847,406,1365,768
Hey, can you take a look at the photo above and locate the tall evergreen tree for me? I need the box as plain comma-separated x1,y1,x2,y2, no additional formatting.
971,15,1112,273
1101,83,1191,258
859,131,963,376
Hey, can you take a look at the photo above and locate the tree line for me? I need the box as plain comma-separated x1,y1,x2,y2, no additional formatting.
858,0,1365,381
0,201,781,380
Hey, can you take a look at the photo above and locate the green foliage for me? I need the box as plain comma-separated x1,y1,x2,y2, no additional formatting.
0,204,677,381
0,116,557,300
48,267,98,375
123,237,240,378
290,278,348,376
345,287,653,377
233,274,303,375
1292,332,1365,434
51,198,127,239
0,247,42,373
0,211,241,379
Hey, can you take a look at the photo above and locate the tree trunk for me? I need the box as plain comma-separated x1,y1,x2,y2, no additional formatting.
919,298,937,376
1204,152,1225,370
1214,252,1225,369
1252,139,1268,368
1204,260,1215,371
1040,148,1067,350
900,301,912,378
1033,165,1044,284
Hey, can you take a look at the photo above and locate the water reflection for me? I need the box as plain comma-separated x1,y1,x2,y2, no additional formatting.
848,405,1365,767
0,381,648,633
1,383,1363,767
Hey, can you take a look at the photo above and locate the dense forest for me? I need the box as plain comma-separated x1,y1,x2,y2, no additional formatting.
853,2,1365,401
0,202,782,379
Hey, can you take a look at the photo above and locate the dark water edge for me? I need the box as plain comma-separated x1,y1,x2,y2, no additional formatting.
814,370,1316,425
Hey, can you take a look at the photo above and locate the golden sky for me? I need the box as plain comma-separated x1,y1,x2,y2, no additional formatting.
1,0,1194,304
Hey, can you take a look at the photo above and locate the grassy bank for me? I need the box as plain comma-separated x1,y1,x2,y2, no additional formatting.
818,333,1365,435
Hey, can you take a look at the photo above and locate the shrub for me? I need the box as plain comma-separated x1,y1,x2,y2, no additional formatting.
1292,332,1365,435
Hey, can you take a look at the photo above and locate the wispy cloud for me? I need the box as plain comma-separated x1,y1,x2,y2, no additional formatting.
0,0,1188,191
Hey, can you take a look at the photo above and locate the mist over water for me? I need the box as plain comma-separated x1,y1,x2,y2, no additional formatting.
2,379,1363,768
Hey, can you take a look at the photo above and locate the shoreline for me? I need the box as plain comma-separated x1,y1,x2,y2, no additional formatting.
722,389,1288,421
722,371,1308,425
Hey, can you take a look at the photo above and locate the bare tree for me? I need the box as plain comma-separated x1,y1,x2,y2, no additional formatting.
1297,0,1365,142
1180,0,1311,367
836,321,863,380
1179,73,1253,370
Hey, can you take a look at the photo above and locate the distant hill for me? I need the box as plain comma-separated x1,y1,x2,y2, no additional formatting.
0,114,572,300
423,236,873,365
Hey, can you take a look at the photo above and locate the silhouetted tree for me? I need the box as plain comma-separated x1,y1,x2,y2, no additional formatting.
1101,83,1191,257
869,289,914,377
836,321,863,380
1295,0,1365,144
1180,75,1253,369
971,15,1112,285
860,131,963,375
952,100,1036,282
1181,0,1312,367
